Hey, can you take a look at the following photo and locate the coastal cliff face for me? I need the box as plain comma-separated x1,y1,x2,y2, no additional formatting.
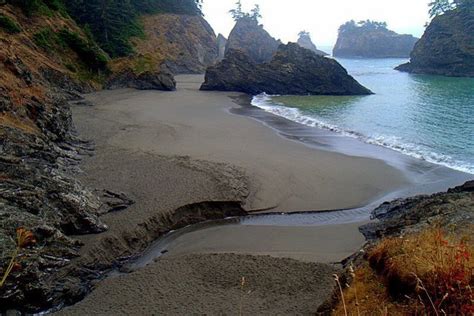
225,17,281,63
201,43,372,95
396,9,474,77
0,4,108,311
132,14,218,74
0,1,214,312
297,32,328,56
105,13,218,89
333,21,419,58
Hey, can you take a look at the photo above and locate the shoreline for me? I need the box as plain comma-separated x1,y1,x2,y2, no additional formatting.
231,95,472,200
57,75,470,314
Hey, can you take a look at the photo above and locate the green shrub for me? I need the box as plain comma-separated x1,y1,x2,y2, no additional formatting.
0,14,21,34
58,29,108,72
33,28,56,51
8,0,43,16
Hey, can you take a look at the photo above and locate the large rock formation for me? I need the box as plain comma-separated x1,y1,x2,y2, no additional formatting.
396,9,474,77
201,43,372,95
225,16,281,64
333,21,419,58
297,31,328,56
131,13,218,74
106,62,176,90
360,180,474,241
216,33,227,61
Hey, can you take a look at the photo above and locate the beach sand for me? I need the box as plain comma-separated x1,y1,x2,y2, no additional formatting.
59,75,409,314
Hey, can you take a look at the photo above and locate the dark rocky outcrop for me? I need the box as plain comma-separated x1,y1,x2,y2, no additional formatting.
297,32,328,56
106,63,176,90
396,9,474,77
333,21,418,58
201,43,372,95
217,33,227,61
225,17,281,64
360,181,474,241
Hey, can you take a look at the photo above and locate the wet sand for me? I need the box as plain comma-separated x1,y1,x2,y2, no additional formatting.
59,75,412,314
77,75,409,212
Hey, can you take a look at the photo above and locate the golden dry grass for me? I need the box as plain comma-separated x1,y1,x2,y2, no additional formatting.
333,228,474,315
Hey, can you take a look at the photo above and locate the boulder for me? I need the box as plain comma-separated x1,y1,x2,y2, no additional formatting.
201,43,372,95
106,63,176,91
333,21,418,58
396,9,474,77
360,181,474,240
225,16,281,63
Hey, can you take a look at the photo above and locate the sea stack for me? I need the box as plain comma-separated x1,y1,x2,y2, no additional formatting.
333,20,418,58
297,31,328,56
225,16,281,63
396,8,474,77
201,43,372,95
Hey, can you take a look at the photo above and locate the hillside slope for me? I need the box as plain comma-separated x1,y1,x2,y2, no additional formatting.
0,0,217,312
131,13,218,74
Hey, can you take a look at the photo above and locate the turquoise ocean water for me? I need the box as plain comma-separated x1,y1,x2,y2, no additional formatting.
251,58,474,174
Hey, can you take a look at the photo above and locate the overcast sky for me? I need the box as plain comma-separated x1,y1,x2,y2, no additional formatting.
202,0,431,48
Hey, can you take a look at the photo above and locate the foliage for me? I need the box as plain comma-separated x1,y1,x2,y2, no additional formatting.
338,20,388,33
298,30,310,38
57,29,108,72
33,28,57,51
7,0,203,57
429,0,474,17
33,27,108,72
334,228,474,315
6,0,65,16
0,13,21,33
7,0,43,16
229,0,261,22
63,0,203,57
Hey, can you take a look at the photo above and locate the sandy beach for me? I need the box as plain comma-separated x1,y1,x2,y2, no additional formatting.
59,75,410,314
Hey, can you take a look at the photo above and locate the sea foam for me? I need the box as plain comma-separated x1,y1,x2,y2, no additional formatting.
251,93,474,175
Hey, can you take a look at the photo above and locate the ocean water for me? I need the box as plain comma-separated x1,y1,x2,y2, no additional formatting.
251,58,474,174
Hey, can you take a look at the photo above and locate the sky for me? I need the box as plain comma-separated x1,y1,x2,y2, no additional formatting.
202,0,431,48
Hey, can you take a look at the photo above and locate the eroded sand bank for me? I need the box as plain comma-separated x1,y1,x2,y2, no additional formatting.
59,75,410,314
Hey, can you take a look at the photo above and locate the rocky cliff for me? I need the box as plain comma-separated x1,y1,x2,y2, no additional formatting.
360,181,474,240
396,9,474,77
201,43,372,95
0,1,215,312
225,16,281,63
333,21,419,58
0,4,109,311
129,13,218,74
297,32,328,56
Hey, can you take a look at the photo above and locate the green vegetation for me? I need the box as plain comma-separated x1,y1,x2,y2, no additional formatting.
429,0,474,17
339,20,388,33
63,0,203,57
7,0,203,57
33,27,108,72
229,0,261,22
33,28,57,50
0,14,21,33
6,0,65,17
58,29,108,72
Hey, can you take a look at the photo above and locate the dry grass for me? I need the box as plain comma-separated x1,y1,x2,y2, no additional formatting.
333,228,474,315
0,228,36,288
